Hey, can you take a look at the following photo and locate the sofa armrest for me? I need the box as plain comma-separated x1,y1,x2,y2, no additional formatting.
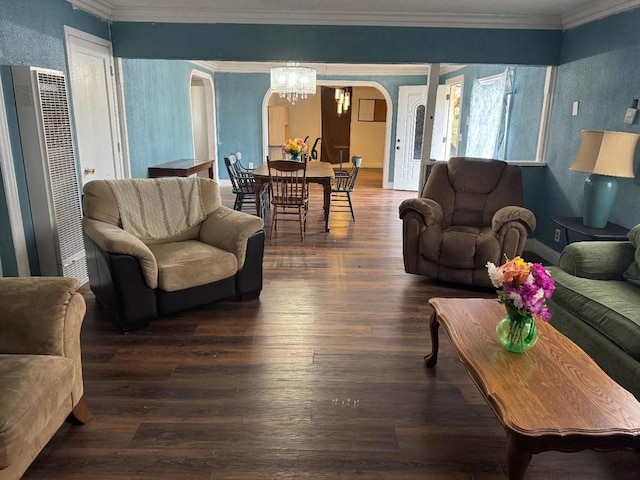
558,241,635,280
399,198,443,226
0,277,85,358
83,217,158,289
199,205,265,269
492,206,536,234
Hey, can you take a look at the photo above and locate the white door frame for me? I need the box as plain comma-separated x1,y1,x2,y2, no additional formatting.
261,80,394,188
444,74,464,161
189,69,218,180
0,77,31,276
64,26,129,181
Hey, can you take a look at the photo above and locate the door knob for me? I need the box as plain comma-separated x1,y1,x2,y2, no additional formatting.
84,167,95,175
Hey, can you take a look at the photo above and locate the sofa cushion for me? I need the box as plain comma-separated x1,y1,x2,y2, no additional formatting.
149,240,238,292
0,354,74,469
623,224,640,287
422,226,499,269
550,266,640,360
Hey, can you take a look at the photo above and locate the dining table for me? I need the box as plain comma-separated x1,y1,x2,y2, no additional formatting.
253,160,335,232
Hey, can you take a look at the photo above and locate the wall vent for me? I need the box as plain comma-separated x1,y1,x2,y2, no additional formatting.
12,66,87,284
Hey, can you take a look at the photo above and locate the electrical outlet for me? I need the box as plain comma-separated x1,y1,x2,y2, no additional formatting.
248,162,254,169
554,229,561,242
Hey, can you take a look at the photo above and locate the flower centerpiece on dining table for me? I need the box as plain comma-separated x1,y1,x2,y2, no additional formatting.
486,256,555,353
282,138,308,161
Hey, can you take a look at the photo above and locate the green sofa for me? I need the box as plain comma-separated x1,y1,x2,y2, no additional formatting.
548,224,640,400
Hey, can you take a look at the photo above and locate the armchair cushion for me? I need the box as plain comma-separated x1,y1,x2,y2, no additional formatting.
150,240,238,292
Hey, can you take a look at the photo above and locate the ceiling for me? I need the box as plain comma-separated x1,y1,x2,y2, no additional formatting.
69,0,640,30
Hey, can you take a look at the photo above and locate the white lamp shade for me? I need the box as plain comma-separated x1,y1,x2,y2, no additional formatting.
570,130,639,178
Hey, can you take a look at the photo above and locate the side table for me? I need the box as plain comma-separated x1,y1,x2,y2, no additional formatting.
148,158,214,179
551,216,630,244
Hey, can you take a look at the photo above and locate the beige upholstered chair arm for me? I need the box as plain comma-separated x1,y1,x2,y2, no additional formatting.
83,217,158,289
199,205,265,269
399,198,444,226
0,277,85,358
492,206,536,233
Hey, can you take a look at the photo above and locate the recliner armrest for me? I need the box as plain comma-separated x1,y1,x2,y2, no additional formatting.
558,241,635,280
399,198,443,226
492,206,536,233
83,217,158,289
199,205,265,268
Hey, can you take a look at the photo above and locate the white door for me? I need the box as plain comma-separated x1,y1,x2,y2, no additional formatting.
65,27,123,184
190,79,209,160
393,86,428,191
430,85,449,161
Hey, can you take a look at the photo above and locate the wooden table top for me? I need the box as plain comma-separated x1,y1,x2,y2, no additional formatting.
429,297,640,442
253,161,335,179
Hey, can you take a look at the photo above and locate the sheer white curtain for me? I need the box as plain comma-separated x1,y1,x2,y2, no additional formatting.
466,68,512,159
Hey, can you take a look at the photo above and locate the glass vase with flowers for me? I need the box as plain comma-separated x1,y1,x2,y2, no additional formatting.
486,256,555,353
282,138,308,161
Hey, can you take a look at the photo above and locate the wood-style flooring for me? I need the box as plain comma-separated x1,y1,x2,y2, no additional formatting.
23,169,636,479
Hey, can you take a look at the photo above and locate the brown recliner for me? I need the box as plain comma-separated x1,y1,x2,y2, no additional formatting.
399,157,536,287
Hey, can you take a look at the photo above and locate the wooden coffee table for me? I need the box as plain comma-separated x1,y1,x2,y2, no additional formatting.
426,297,640,480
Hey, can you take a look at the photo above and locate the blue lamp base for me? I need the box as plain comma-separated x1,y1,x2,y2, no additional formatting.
582,174,619,228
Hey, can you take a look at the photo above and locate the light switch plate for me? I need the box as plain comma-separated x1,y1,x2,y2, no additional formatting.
572,101,579,116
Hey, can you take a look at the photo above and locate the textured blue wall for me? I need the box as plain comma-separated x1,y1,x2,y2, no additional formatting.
121,60,216,178
539,8,640,252
0,0,109,276
111,23,562,66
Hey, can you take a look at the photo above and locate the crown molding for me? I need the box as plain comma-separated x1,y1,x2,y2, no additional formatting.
562,0,640,29
66,0,113,19
191,61,431,76
67,0,640,31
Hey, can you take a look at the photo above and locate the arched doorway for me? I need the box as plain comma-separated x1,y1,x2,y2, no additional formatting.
189,70,218,179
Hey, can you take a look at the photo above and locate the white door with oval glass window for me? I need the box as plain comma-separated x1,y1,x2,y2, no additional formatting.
393,86,428,191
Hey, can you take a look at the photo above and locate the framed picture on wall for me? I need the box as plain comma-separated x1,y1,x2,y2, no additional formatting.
358,99,386,122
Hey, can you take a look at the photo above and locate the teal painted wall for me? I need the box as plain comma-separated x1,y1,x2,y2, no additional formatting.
539,8,640,252
121,59,216,178
110,22,562,66
0,0,109,276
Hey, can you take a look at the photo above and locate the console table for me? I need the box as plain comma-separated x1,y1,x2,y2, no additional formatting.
148,158,214,179
551,216,629,244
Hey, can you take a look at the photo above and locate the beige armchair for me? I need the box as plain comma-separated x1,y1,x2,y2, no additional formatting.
399,157,536,287
0,277,90,480
82,177,265,332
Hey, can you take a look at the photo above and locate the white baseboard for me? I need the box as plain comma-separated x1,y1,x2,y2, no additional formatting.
525,238,561,265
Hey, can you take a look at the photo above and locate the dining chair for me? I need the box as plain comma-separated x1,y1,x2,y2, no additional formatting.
331,156,363,221
267,158,309,241
224,153,268,216
310,137,321,160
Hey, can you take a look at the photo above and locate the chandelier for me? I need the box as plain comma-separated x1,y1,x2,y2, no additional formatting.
335,87,352,116
270,62,316,105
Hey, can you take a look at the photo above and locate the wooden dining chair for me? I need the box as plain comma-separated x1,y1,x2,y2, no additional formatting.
224,154,269,216
331,156,363,221
267,158,309,241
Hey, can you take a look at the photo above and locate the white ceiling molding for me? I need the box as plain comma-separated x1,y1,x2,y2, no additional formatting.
191,61,431,76
66,0,113,19
67,0,640,31
562,0,640,30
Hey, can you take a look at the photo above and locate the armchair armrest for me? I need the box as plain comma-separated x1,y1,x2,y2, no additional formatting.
83,217,158,289
492,206,536,233
558,241,635,280
399,198,443,226
0,277,85,358
199,205,265,268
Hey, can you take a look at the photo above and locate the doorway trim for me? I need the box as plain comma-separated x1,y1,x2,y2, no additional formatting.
0,76,30,276
262,80,393,188
189,69,218,180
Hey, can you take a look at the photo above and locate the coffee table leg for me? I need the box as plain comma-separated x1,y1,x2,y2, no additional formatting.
424,310,440,368
507,436,532,480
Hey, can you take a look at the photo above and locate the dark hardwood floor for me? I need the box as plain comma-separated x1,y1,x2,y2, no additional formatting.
24,169,635,479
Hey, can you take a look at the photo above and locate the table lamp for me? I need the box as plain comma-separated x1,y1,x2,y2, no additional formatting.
570,130,639,228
